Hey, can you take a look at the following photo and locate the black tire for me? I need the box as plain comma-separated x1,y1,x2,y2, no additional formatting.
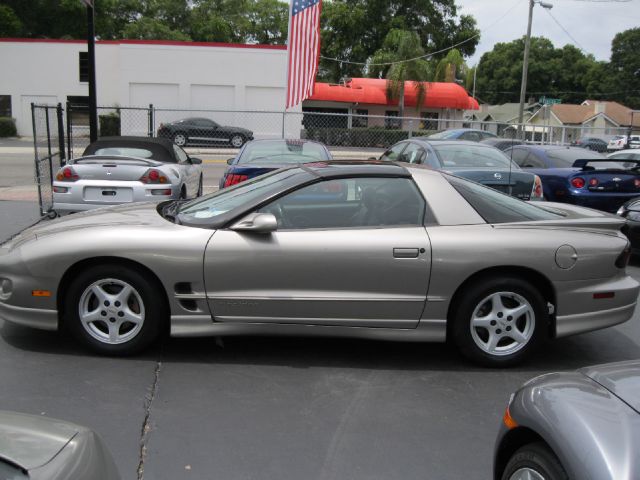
173,132,188,147
451,276,547,367
230,134,245,148
64,265,165,355
196,175,203,197
501,442,568,480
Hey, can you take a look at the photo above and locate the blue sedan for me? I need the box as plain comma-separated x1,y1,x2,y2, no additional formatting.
220,139,332,189
505,145,640,213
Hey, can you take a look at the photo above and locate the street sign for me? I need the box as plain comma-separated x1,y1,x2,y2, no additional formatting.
539,96,561,105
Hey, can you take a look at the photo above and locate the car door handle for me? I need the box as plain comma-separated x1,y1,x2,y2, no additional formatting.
393,248,420,258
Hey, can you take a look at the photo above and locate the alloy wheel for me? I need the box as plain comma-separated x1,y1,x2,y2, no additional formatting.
78,278,145,345
173,134,186,146
469,291,535,356
231,135,244,147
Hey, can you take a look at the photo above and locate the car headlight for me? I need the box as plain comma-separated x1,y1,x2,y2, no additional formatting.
0,277,12,300
626,210,640,222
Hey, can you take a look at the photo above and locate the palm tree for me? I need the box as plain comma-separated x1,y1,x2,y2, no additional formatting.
369,29,432,118
434,48,467,83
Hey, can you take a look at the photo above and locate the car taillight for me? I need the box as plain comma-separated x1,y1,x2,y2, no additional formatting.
55,166,79,182
571,177,585,188
140,169,168,184
531,175,543,199
223,174,248,188
635,179,640,188
615,244,632,268
589,178,599,187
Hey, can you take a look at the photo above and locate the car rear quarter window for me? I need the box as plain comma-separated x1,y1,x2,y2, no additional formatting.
445,174,562,223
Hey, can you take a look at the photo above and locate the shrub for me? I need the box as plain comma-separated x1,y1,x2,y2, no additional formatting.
0,117,17,137
99,113,121,136
301,127,435,148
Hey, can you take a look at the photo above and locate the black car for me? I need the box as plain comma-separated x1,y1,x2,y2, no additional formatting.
157,117,254,148
480,137,524,151
572,137,608,153
380,139,544,201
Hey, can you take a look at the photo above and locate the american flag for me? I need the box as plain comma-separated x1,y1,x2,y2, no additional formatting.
286,0,322,109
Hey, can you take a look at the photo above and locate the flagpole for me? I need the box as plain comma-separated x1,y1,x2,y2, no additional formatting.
284,0,294,113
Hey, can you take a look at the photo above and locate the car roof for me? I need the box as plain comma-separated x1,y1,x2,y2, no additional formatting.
244,138,326,147
83,136,176,162
510,144,586,152
302,160,412,178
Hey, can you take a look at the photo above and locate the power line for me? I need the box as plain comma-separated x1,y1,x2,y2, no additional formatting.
543,8,586,51
319,0,526,66
476,89,640,95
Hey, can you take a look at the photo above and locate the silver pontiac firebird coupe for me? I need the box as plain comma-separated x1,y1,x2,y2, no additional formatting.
0,161,638,366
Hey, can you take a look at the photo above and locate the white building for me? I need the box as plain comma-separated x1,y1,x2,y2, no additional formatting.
0,38,295,137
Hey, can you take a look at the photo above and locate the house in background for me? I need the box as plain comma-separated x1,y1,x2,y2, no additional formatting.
463,102,540,136
526,100,640,143
302,78,479,132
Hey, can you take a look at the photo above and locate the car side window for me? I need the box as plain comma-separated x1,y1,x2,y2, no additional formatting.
508,148,532,167
193,119,212,127
173,145,189,163
258,177,426,229
380,143,407,161
399,143,426,164
462,132,481,142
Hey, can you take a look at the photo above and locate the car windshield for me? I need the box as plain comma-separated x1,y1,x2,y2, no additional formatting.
240,141,328,163
432,144,516,169
445,174,563,223
92,147,154,158
178,168,304,221
545,149,623,169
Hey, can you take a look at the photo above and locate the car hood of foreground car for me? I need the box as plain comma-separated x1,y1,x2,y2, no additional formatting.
2,202,170,250
580,360,640,414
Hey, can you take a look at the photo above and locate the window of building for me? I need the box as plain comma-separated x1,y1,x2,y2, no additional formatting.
420,112,439,130
0,95,11,117
352,109,368,128
79,52,88,82
385,111,401,129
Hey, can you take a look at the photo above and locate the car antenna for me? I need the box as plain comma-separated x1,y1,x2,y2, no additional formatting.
508,127,515,197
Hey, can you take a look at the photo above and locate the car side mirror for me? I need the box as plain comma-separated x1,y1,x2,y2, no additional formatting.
190,157,202,165
230,212,277,233
227,158,235,165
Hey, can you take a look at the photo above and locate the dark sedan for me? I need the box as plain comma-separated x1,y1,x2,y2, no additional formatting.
220,139,332,188
572,136,608,152
494,360,640,480
506,145,640,213
380,139,543,201
427,128,497,142
157,117,253,148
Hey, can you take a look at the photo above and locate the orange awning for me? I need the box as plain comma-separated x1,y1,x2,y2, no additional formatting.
309,78,479,110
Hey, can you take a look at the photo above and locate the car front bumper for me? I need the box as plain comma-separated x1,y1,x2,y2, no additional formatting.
0,300,58,330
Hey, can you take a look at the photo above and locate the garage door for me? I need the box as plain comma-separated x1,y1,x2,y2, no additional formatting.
129,83,179,108
190,85,235,110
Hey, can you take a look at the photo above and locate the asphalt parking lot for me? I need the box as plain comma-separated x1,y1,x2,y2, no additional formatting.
1,143,640,480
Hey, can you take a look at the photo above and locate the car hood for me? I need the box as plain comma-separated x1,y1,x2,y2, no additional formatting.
580,360,640,414
0,411,79,470
18,203,168,243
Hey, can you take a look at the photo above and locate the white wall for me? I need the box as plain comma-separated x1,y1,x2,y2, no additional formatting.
0,39,297,136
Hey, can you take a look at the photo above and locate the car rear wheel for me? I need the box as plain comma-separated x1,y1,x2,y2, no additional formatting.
451,276,547,367
173,132,187,146
64,265,164,355
502,442,568,480
230,134,245,148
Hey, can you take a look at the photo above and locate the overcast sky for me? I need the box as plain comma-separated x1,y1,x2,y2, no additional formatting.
455,0,640,66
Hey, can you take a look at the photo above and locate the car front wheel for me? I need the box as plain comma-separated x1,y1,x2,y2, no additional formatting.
64,265,164,355
502,442,568,480
230,134,245,148
451,276,547,366
173,132,187,146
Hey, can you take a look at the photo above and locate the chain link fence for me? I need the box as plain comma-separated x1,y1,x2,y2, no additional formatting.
32,103,66,215
63,104,636,157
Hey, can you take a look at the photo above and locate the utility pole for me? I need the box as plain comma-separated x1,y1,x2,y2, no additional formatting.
82,0,98,143
517,0,553,140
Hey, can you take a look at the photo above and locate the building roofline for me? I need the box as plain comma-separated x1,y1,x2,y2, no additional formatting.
0,37,287,50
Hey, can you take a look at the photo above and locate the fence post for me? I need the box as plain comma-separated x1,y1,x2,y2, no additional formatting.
31,103,45,215
56,103,66,166
44,108,54,187
282,111,286,139
66,102,73,159
148,104,154,137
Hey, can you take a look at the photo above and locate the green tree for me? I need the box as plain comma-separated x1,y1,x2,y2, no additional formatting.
474,37,603,105
369,29,432,117
0,5,23,37
434,48,466,83
319,0,479,82
608,28,640,109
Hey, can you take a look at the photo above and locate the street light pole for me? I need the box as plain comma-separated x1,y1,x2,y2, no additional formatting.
517,0,553,140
